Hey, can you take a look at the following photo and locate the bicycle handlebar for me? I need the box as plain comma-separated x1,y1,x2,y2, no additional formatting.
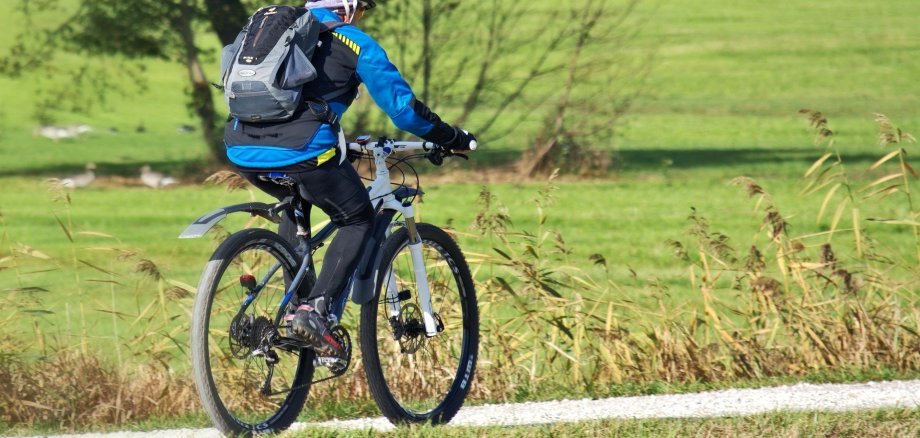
345,136,477,167
346,138,477,152
346,141,430,152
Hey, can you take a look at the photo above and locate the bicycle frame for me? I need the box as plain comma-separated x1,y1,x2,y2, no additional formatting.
182,137,445,338
330,138,441,336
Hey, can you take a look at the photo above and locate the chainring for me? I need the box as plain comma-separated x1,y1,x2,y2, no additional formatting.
328,326,352,376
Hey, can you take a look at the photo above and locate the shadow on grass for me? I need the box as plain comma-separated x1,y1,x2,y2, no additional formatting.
0,160,210,180
614,147,882,171
436,147,882,175
0,147,886,179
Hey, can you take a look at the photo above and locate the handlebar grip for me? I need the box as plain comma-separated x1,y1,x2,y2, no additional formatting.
458,129,478,151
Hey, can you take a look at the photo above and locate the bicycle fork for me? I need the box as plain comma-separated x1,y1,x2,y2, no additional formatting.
386,210,440,337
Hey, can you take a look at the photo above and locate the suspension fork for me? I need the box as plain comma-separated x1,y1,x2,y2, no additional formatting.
402,208,439,337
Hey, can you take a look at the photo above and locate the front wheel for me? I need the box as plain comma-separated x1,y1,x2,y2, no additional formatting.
360,223,479,425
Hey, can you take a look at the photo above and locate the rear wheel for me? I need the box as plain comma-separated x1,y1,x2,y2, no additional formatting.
360,223,479,424
191,228,314,436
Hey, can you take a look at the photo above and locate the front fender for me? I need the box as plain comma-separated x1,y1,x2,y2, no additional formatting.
178,202,283,239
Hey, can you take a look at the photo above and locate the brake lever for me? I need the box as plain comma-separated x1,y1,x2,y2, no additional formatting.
427,148,445,166
427,147,469,166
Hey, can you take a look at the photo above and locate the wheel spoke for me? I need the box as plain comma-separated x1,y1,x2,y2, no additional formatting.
364,227,477,421
193,231,315,434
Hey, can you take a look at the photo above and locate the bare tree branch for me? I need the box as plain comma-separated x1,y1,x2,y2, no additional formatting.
474,31,570,134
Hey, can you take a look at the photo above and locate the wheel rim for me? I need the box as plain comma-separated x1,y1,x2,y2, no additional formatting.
206,243,306,427
375,238,471,416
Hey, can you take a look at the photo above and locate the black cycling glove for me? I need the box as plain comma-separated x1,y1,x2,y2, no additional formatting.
411,98,476,150
442,128,476,151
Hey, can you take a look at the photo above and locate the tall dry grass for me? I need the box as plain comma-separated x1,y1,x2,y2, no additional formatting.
1,112,918,430
0,182,200,429
467,112,919,396
0,351,197,427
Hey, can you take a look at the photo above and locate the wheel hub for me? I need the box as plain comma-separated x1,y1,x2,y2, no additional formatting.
395,303,425,354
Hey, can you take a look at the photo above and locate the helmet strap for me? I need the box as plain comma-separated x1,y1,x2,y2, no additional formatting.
341,0,354,23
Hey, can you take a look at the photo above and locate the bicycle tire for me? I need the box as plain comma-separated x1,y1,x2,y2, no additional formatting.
359,223,479,425
191,228,315,436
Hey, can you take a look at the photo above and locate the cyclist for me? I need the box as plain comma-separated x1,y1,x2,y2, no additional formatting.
224,0,476,356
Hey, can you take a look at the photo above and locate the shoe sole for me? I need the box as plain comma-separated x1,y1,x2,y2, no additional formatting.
291,319,344,357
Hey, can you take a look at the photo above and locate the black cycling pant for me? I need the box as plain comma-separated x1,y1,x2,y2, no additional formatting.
238,153,374,316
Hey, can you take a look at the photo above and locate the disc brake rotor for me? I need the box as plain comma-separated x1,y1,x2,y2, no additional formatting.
397,303,425,354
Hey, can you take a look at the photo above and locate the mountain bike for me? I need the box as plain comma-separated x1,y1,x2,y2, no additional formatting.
181,136,479,436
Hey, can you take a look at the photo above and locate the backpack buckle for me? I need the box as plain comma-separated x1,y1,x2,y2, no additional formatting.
306,99,339,126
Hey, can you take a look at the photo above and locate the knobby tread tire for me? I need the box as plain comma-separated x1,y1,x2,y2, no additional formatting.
359,224,479,425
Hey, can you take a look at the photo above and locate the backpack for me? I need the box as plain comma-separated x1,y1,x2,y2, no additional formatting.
219,6,341,123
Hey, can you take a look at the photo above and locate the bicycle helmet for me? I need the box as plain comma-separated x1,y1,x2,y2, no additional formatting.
306,0,376,23
305,0,376,9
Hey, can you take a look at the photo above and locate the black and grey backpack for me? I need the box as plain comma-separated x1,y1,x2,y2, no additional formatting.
220,6,341,123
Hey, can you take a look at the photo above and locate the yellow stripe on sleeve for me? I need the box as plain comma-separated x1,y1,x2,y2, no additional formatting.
333,33,361,56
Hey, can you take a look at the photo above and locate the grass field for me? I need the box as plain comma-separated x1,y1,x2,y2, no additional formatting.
2,171,914,350
624,0,920,151
284,409,920,438
6,407,920,436
1,0,919,432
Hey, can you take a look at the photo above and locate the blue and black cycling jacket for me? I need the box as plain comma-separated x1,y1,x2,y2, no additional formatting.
225,8,456,169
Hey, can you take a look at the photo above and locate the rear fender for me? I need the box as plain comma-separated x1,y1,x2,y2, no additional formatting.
178,201,286,239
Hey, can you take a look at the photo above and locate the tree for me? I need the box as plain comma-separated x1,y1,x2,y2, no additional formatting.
348,0,564,139
4,0,648,171
523,0,649,176
203,0,250,46
348,0,649,174
1,0,250,163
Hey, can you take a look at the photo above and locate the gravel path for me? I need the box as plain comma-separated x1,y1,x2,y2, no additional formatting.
21,380,920,437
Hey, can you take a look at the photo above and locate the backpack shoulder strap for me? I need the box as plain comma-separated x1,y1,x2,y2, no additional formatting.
320,21,349,33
